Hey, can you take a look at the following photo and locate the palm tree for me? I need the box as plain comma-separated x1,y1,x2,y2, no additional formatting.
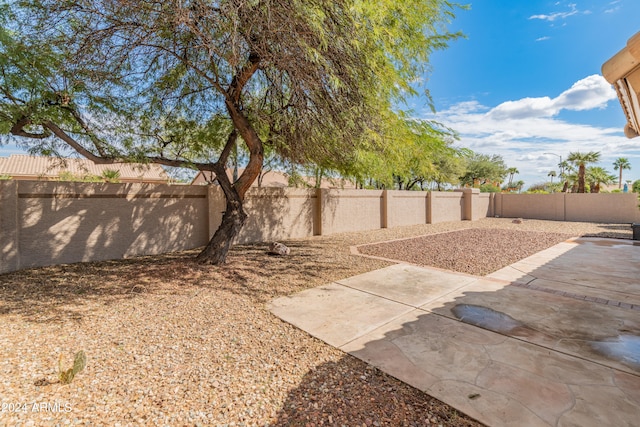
586,166,616,193
547,170,556,184
506,167,519,187
558,160,571,192
613,157,631,189
101,169,121,183
567,151,601,193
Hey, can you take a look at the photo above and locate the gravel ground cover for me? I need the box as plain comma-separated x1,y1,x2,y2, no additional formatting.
0,218,631,426
356,229,575,276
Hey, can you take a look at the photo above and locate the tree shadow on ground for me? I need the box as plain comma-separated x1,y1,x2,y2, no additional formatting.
582,224,634,240
0,251,201,323
0,237,385,323
270,354,483,426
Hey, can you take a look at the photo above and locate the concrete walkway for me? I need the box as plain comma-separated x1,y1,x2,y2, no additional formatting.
269,238,640,426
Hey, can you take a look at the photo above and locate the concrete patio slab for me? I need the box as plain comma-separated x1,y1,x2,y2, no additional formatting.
268,237,640,426
335,263,478,307
268,283,414,348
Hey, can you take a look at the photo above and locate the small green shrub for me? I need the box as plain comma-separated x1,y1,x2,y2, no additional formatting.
479,183,500,193
525,189,549,194
58,171,103,182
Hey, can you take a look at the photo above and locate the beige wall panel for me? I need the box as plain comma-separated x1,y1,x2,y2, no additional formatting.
207,186,226,239
16,182,209,269
385,190,428,228
429,192,464,224
565,193,640,223
0,181,19,274
235,187,317,244
474,193,493,220
320,189,384,235
499,193,565,221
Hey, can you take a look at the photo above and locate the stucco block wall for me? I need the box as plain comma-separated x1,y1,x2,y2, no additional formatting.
495,193,640,223
4,180,639,275
235,187,317,244
8,181,209,271
319,189,384,235
385,190,428,228
565,193,640,223
429,191,464,224
0,181,19,274
498,193,565,221
476,193,493,220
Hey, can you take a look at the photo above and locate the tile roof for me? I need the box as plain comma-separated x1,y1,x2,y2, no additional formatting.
191,168,356,188
0,155,169,182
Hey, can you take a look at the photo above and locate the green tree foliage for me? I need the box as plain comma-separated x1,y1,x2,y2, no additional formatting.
479,183,501,193
506,167,519,187
526,182,550,193
632,179,640,193
557,160,572,192
586,166,616,193
613,157,631,189
567,151,600,194
334,113,463,191
459,152,507,189
1,0,463,264
101,169,121,183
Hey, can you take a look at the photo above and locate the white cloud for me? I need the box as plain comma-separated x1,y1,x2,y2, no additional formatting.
530,3,579,21
425,76,639,187
536,36,551,42
606,0,621,12
488,75,615,120
553,75,616,110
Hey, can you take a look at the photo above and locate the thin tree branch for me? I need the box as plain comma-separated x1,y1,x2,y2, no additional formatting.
10,116,51,139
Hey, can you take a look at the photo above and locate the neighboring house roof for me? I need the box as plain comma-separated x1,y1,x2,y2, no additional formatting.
192,168,289,187
191,168,355,189
0,155,169,183
602,31,640,139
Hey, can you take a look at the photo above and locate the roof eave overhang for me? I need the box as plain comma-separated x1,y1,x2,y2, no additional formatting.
602,31,640,139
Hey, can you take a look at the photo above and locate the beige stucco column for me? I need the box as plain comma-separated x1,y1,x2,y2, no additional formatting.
455,188,480,221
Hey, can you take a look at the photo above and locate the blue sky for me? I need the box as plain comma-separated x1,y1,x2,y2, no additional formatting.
420,0,640,188
2,1,639,189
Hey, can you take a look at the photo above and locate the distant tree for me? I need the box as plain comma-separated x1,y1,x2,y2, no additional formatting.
557,160,572,192
1,0,463,264
526,182,549,193
479,183,501,193
586,166,615,193
429,146,466,190
632,179,640,193
547,170,556,184
567,152,601,193
506,167,519,187
345,117,459,191
459,152,507,188
613,157,631,189
514,180,525,193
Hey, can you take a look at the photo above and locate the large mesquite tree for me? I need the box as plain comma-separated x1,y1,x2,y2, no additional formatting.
2,0,462,264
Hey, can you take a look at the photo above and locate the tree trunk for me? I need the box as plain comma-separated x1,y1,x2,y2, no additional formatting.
578,164,586,193
619,170,622,189
194,59,264,264
195,189,246,265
